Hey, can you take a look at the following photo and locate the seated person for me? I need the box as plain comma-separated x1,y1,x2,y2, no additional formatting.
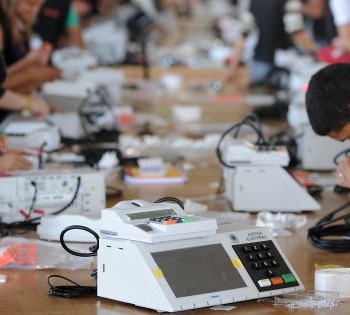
0,47,49,118
0,0,61,93
0,61,32,171
34,0,86,49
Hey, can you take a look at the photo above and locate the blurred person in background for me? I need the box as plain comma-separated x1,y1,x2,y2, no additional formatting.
0,0,60,93
225,0,318,87
0,3,51,116
0,53,32,171
34,0,86,48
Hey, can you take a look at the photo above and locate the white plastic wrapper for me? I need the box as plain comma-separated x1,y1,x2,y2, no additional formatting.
256,212,307,237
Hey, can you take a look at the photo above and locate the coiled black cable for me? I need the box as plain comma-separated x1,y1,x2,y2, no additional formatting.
47,275,97,298
47,225,99,298
308,198,350,252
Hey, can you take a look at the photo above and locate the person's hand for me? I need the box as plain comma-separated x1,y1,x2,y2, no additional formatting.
336,156,350,188
332,36,350,53
0,152,32,172
0,136,8,154
29,95,51,118
25,43,52,66
223,54,240,83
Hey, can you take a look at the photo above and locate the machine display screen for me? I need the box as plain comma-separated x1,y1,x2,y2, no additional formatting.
126,209,177,220
151,244,246,297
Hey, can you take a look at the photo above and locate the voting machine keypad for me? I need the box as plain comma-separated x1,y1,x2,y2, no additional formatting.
149,216,194,225
232,240,298,292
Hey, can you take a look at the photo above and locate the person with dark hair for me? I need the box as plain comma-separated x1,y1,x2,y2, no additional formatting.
0,0,60,93
305,62,350,188
306,63,350,139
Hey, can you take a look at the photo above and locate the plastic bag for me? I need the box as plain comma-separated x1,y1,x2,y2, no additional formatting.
0,237,94,270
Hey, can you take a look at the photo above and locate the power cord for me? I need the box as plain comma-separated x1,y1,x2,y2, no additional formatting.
333,148,350,166
59,225,99,257
154,196,185,210
0,177,81,237
48,275,97,298
308,198,350,252
216,112,267,168
47,225,99,298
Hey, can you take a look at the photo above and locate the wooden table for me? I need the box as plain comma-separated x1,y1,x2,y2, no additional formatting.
1,159,350,314
1,66,349,314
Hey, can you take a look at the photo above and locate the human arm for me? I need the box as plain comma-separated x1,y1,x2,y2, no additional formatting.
61,6,86,49
332,24,350,52
291,31,317,55
6,44,52,76
302,0,328,19
3,65,61,93
224,8,255,83
224,35,246,82
0,90,50,118
329,0,350,52
0,136,8,154
285,0,318,55
0,151,32,172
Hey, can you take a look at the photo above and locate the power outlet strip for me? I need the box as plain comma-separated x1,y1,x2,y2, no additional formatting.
0,168,106,223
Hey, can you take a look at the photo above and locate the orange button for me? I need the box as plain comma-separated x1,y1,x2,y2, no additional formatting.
270,277,283,286
163,220,176,225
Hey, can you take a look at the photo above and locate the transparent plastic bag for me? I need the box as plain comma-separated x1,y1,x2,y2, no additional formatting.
0,237,94,270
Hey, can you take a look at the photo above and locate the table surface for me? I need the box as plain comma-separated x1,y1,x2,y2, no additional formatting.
1,66,350,315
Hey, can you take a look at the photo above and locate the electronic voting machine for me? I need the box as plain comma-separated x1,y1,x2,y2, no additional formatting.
98,200,304,312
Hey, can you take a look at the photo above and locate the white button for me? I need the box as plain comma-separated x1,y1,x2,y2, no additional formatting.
258,279,271,287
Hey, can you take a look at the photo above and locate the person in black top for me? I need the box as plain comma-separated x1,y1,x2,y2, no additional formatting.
225,0,317,85
0,0,60,93
34,0,86,48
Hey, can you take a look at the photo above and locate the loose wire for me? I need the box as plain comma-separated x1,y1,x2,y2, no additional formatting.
308,198,350,252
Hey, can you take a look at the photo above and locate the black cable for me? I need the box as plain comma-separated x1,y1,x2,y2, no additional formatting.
60,225,99,257
234,112,265,143
154,196,185,209
38,142,47,170
47,226,99,298
51,177,81,215
26,181,37,220
47,275,97,298
333,148,350,166
0,177,81,237
216,120,267,168
308,198,350,252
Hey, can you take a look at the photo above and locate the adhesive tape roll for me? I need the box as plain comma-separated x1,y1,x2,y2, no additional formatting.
315,268,350,298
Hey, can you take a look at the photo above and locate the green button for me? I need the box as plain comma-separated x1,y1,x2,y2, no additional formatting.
181,217,194,223
282,274,296,284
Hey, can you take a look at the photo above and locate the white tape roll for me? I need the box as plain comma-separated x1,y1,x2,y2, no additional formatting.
315,268,350,298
